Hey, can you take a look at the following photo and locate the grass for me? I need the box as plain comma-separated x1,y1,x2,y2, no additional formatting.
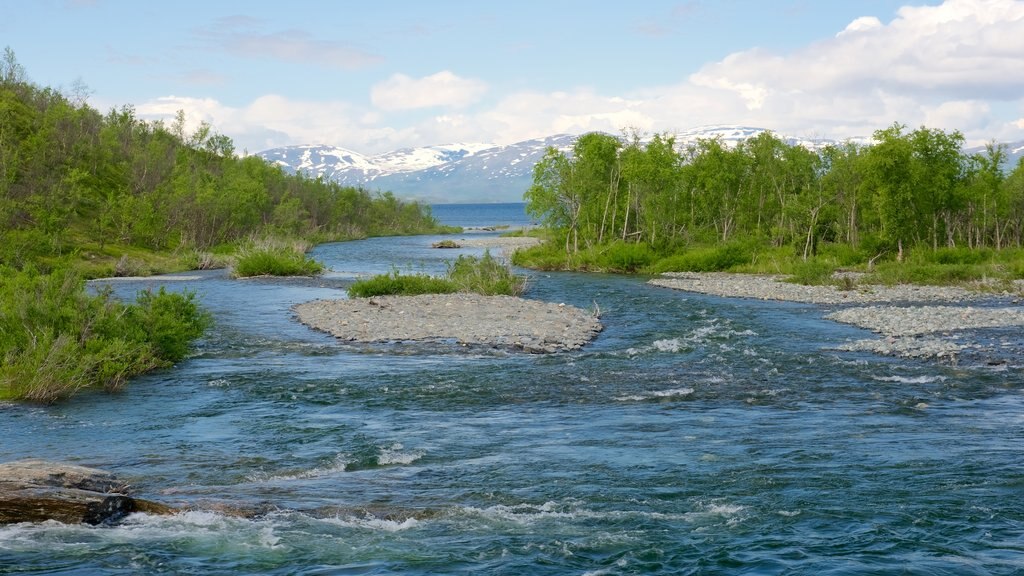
349,251,526,298
347,270,458,297
232,238,325,278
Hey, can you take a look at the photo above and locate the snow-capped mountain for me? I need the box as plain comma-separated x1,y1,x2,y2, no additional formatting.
256,126,1023,204
258,134,577,203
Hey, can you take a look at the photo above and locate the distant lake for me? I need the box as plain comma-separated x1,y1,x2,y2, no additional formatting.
429,202,532,229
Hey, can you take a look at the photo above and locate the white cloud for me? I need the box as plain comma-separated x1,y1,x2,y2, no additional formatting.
371,71,488,111
137,0,1024,155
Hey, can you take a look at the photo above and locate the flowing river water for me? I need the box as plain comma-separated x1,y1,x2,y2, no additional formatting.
2,204,1023,575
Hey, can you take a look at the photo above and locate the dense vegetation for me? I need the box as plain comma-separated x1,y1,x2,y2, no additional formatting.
517,127,1024,286
0,266,211,403
0,48,450,400
348,251,527,297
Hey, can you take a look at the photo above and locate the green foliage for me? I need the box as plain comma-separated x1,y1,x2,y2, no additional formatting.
649,242,751,274
0,49,448,275
597,241,657,272
347,269,458,298
447,251,527,295
786,259,837,285
522,121,1024,280
232,240,325,277
349,251,526,297
0,266,211,402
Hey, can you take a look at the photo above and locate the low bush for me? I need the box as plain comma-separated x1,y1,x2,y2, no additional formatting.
649,242,751,274
786,259,837,285
0,266,211,402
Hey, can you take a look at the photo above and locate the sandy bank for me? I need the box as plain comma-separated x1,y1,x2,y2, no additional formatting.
294,293,601,354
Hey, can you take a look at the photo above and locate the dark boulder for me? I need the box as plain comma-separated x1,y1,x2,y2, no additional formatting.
0,459,176,525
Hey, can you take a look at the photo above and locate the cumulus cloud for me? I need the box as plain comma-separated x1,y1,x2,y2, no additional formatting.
686,0,1024,141
139,0,1024,154
370,71,489,111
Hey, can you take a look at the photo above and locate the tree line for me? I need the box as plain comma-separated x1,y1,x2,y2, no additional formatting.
524,126,1024,265
0,47,444,271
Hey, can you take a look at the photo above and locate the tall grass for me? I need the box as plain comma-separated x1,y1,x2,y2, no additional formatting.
448,251,527,295
232,238,324,277
347,270,458,297
0,266,211,402
349,251,526,297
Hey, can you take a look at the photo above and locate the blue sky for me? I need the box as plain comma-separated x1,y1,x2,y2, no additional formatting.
3,0,1023,153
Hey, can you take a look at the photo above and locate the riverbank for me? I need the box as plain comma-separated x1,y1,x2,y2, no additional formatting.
294,293,601,354
650,272,1024,361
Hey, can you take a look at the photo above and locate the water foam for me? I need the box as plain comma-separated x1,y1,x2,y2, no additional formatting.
321,514,420,532
615,387,695,402
872,374,948,384
377,443,424,466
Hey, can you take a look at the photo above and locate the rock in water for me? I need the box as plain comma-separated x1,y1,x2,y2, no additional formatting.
0,459,175,525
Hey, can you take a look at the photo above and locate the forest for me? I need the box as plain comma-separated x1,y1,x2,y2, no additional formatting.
517,125,1024,282
0,48,446,276
0,48,447,401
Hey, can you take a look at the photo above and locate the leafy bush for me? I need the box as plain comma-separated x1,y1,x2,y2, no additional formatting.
0,266,211,402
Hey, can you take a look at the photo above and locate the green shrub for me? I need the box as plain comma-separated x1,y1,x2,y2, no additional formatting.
786,259,837,285
0,266,211,402
649,242,751,274
511,241,575,271
928,246,993,265
348,270,458,298
599,241,656,273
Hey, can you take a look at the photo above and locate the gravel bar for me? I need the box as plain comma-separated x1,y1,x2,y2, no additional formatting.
650,272,1024,362
294,293,602,354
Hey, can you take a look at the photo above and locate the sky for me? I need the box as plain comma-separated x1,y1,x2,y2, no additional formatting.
3,0,1024,155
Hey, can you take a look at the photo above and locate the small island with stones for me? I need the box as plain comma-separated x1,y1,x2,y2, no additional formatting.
294,293,602,354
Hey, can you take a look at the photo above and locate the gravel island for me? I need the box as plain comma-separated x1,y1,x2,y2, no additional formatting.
294,293,602,354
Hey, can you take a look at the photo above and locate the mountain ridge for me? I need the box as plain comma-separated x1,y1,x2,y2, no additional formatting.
256,126,1024,204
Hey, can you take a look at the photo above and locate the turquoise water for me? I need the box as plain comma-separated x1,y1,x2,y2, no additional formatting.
1,205,1023,574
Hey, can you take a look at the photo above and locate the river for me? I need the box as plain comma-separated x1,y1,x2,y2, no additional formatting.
1,203,1022,575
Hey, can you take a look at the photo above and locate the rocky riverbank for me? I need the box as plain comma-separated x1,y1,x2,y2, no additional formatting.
294,293,602,354
650,272,1024,362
